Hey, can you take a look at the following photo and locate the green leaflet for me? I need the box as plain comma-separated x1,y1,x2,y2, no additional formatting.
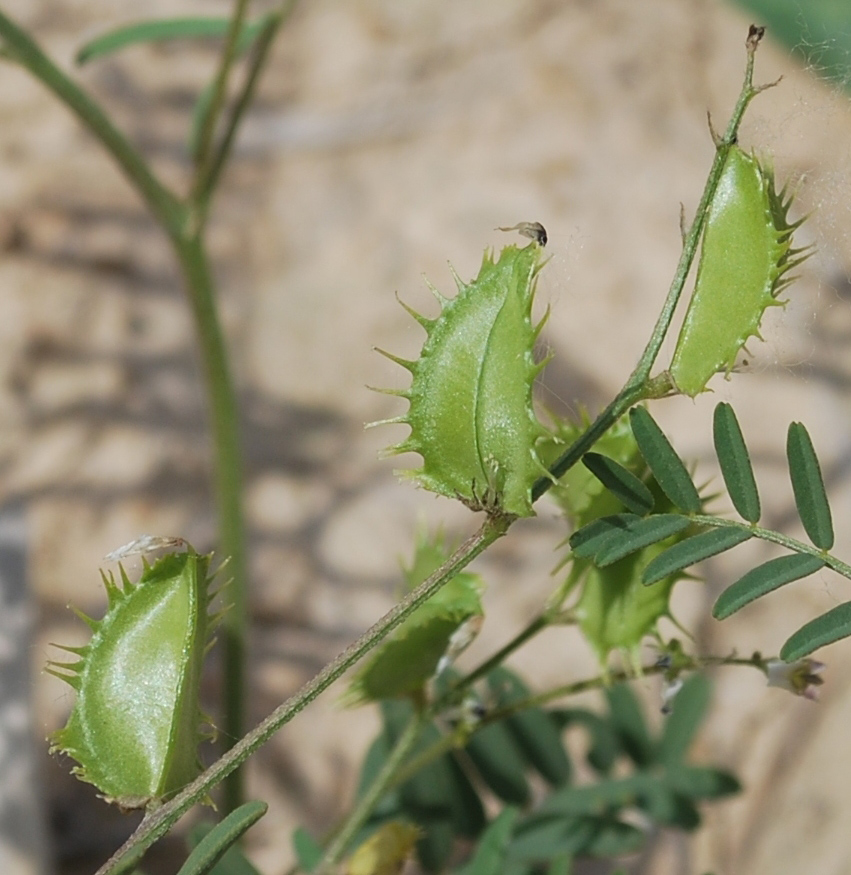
48,551,218,810
552,417,693,669
343,533,485,705
670,146,808,396
373,243,550,517
713,402,761,523
787,421,834,550
712,553,825,620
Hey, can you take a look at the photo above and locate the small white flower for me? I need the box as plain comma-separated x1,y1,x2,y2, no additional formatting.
766,658,825,700
660,676,684,714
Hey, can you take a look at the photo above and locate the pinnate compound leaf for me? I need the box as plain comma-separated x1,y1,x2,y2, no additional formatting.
713,402,760,522
712,553,825,620
787,422,834,550
594,515,691,567
658,675,711,767
582,453,654,515
181,802,267,875
642,527,751,585
455,808,518,875
76,17,268,64
629,407,701,512
781,600,851,661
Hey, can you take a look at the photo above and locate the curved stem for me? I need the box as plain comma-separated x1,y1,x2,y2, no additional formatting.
0,8,185,238
533,30,766,503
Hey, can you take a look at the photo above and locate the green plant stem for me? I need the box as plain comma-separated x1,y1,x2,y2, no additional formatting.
690,514,851,579
0,8,185,238
194,0,299,217
457,614,549,691
535,31,765,500
317,710,426,874
191,0,250,187
387,652,770,790
173,233,247,814
94,517,509,875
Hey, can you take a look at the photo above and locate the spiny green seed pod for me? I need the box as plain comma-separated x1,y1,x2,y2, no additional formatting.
343,532,484,705
670,146,809,397
371,243,552,517
48,551,220,810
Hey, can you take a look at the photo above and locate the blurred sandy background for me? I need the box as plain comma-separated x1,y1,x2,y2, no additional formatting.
2,1,851,873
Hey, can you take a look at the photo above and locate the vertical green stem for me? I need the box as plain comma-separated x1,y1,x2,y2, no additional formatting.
173,233,247,813
317,710,426,874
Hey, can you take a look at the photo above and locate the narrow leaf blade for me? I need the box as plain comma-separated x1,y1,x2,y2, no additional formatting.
595,514,691,567
713,402,760,523
658,674,711,766
455,807,518,875
713,554,825,620
179,801,267,875
787,422,834,550
582,452,654,515
629,407,701,512
642,527,751,585
781,600,851,661
77,18,234,64
605,684,654,767
568,514,639,559
292,828,323,874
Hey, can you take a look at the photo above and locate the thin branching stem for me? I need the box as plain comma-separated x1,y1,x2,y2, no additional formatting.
194,0,299,218
0,8,185,238
191,0,251,192
317,709,426,873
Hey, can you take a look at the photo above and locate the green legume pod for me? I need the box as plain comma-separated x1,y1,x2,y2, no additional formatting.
670,146,808,397
48,551,217,810
371,243,551,517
